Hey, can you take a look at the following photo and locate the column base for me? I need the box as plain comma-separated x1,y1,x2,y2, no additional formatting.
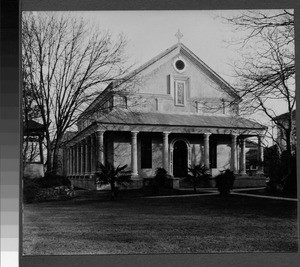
131,174,139,180
256,171,264,176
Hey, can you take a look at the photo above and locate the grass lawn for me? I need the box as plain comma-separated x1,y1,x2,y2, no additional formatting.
237,188,297,199
22,191,298,255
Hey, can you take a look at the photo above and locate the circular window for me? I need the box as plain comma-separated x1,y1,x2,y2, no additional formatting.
173,58,187,73
175,59,185,71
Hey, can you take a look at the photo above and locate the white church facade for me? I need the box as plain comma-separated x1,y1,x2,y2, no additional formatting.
63,40,266,189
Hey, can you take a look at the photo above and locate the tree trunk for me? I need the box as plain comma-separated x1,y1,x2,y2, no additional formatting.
110,181,115,201
52,149,60,175
52,134,64,175
22,135,29,173
285,129,292,174
193,182,197,193
45,134,52,174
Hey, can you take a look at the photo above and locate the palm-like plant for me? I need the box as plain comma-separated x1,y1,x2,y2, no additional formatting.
185,164,210,192
94,162,132,200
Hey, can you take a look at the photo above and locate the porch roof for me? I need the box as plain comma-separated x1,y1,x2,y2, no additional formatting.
96,111,266,130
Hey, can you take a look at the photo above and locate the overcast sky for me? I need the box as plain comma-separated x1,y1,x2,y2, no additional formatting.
78,10,239,82
28,10,292,143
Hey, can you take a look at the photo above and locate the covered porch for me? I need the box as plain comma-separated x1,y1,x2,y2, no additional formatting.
64,112,266,190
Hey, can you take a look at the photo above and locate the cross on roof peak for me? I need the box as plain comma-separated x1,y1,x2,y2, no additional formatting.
175,29,183,43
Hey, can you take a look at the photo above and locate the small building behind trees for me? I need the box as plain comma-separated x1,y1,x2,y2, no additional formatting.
23,120,46,178
273,110,296,154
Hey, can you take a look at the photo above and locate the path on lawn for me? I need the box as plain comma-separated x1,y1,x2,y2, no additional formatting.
143,187,298,202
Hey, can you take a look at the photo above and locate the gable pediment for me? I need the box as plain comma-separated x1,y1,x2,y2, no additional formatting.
132,43,239,101
81,42,240,121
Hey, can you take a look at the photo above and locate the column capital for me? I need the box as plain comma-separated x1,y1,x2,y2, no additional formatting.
203,132,211,136
96,130,105,135
231,133,239,138
131,130,139,135
163,131,171,135
95,123,105,132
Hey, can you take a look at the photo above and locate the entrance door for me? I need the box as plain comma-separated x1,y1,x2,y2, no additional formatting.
173,140,188,177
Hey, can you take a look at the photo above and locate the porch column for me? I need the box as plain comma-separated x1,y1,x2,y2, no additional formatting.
71,146,75,175
80,141,84,176
76,143,80,176
240,138,246,175
163,132,170,172
67,148,71,175
231,134,238,173
85,138,88,174
96,131,105,168
90,135,94,173
73,145,76,175
131,131,139,177
204,133,211,169
257,135,264,174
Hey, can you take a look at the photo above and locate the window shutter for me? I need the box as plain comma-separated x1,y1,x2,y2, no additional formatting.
167,75,171,94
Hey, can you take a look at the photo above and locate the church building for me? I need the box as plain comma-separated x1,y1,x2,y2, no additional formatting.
63,35,266,190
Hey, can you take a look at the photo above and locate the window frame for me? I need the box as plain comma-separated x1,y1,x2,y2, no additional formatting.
173,57,187,73
174,80,186,106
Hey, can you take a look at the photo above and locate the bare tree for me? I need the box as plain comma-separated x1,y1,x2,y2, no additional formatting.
223,10,295,160
22,67,42,165
22,12,134,174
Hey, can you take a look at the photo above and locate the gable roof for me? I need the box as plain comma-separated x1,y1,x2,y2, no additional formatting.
80,42,240,119
127,42,240,100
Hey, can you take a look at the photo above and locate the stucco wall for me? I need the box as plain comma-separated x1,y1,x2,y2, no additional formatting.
131,51,236,116
110,132,232,178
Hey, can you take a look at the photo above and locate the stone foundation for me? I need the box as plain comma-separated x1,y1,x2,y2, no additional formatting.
233,176,266,188
71,178,96,190
71,175,266,191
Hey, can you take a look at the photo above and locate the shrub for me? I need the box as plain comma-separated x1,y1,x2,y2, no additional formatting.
264,146,284,192
282,153,297,196
265,148,297,196
215,169,235,196
154,167,170,189
38,172,71,188
23,177,41,203
23,173,73,203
